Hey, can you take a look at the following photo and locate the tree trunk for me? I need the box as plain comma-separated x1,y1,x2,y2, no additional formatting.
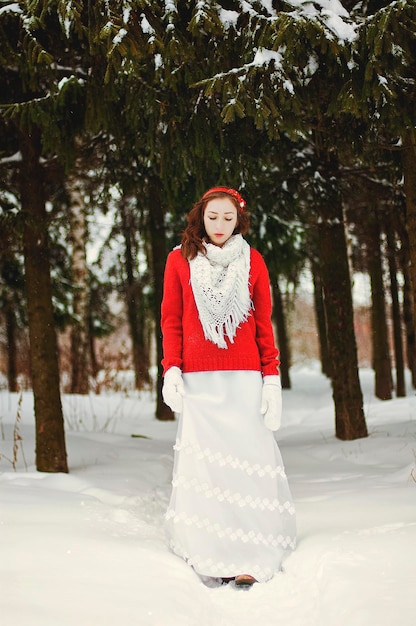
1,256,20,392
147,178,174,420
402,129,416,364
5,304,18,392
20,129,68,472
316,150,367,440
385,219,406,397
402,268,416,388
366,213,392,400
271,280,291,389
89,331,100,379
311,257,331,377
68,175,89,394
120,198,151,390
395,208,416,387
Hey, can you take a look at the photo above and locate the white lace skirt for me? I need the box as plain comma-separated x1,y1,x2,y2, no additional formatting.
165,370,296,583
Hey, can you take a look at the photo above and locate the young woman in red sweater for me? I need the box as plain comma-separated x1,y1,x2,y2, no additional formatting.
161,187,296,588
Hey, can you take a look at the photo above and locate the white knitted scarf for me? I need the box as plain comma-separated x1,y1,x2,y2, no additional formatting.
189,234,252,349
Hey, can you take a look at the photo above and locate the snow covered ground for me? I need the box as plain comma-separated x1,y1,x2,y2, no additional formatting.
1,363,415,626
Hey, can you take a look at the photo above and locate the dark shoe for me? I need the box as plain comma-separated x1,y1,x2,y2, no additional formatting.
235,574,257,588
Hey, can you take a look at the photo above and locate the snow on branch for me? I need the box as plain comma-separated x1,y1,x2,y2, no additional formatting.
286,0,357,42
0,3,22,17
239,0,357,42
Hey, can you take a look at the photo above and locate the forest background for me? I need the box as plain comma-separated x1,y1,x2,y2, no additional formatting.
1,0,416,472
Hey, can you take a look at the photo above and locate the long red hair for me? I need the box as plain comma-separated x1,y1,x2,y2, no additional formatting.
181,191,250,260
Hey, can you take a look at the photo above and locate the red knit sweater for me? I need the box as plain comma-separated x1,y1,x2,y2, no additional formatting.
161,246,280,376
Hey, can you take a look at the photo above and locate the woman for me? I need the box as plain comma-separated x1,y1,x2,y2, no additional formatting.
161,187,296,587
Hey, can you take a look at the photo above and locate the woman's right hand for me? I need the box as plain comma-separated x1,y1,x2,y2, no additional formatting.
162,366,185,413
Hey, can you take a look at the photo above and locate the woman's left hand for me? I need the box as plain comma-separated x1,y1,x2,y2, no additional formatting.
260,375,282,431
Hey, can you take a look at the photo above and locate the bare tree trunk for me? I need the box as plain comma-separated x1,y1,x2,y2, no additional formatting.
366,213,392,400
396,208,416,387
401,262,416,388
68,175,89,394
120,198,151,389
20,129,68,473
271,280,291,389
402,130,416,363
316,148,367,440
385,218,406,397
148,178,174,420
5,304,18,392
311,258,331,377
89,331,100,379
1,254,20,392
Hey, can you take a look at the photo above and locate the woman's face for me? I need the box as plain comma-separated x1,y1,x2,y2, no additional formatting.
203,197,238,247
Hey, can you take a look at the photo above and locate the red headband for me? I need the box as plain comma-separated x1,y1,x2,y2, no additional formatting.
202,187,246,211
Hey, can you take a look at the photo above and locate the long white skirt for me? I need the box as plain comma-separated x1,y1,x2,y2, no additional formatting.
165,370,296,583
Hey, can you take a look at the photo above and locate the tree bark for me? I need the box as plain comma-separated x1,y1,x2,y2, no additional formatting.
316,150,367,440
0,255,21,392
147,178,174,420
366,213,392,400
120,198,151,390
402,267,416,388
5,304,18,392
402,129,416,366
385,219,406,397
271,280,291,389
311,258,331,377
395,208,416,387
68,175,90,394
20,129,68,473
89,331,100,379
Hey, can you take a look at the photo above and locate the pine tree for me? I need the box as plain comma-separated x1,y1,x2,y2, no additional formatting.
349,0,416,358
0,0,158,467
195,1,368,439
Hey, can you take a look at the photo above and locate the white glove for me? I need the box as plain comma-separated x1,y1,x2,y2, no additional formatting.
162,366,185,413
260,375,282,431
